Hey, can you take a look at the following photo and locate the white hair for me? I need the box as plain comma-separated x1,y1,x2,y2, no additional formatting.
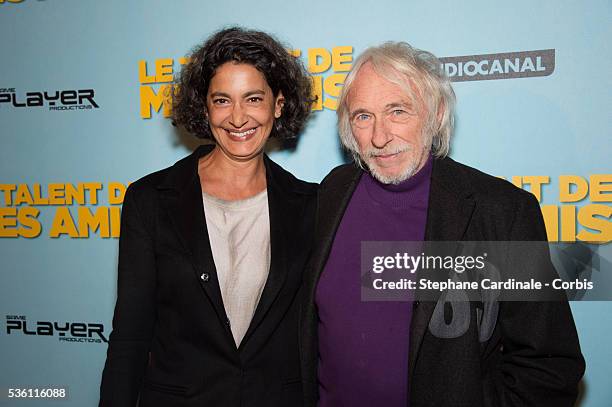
337,42,456,165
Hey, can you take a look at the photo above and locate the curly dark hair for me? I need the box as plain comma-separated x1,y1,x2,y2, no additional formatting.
172,27,314,140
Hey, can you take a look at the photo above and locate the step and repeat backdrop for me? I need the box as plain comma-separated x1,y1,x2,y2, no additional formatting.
1,0,610,406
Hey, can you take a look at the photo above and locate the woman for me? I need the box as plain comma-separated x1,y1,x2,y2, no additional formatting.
99,27,316,406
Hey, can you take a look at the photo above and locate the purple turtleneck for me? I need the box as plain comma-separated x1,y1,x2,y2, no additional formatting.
316,156,433,407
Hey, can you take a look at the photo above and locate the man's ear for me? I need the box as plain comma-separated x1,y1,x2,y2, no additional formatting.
275,92,285,118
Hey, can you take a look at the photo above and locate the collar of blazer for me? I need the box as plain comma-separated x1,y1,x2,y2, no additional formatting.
155,144,316,350
313,156,477,382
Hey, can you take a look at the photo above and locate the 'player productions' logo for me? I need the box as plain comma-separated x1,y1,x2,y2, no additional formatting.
0,88,100,111
440,49,555,82
5,315,108,343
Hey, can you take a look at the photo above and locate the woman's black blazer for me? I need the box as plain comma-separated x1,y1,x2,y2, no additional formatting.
99,144,317,406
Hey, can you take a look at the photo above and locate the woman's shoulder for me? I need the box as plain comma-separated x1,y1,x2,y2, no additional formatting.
265,155,318,196
127,149,203,195
120,168,170,215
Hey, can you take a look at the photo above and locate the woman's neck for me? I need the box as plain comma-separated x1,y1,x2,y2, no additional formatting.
198,146,267,201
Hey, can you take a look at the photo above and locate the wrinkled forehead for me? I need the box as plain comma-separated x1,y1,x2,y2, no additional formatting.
349,61,424,110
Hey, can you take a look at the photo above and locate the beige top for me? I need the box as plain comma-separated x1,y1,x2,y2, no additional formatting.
202,189,271,346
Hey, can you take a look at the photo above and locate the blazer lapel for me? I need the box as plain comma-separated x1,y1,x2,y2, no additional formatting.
157,145,231,338
306,165,362,296
239,158,293,347
408,157,476,380
241,155,322,350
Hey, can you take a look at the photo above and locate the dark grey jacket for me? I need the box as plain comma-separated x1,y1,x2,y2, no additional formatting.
300,157,584,407
100,145,317,406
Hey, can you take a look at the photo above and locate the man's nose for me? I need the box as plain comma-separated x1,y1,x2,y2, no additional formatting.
371,118,392,148
229,103,248,128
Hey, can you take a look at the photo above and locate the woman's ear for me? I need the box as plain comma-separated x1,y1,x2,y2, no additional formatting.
274,92,285,118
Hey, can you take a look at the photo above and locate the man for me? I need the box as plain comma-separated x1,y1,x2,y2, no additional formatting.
300,42,584,407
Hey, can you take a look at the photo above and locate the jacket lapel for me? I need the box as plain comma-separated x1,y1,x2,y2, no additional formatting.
159,147,316,350
157,145,232,339
306,165,362,298
408,157,476,380
239,156,294,347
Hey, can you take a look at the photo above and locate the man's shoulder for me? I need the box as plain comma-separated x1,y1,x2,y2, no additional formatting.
436,157,547,240
320,162,361,190
437,157,536,203
320,158,535,198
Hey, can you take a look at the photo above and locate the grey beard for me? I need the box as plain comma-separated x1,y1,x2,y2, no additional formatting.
367,159,419,185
